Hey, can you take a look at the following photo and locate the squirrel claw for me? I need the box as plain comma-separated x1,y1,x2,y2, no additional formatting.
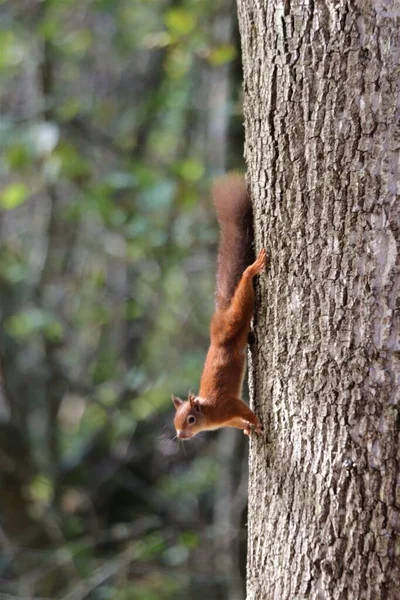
244,421,263,436
251,248,267,276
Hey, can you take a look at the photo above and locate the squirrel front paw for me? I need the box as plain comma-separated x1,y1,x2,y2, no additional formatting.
243,421,263,436
248,248,267,277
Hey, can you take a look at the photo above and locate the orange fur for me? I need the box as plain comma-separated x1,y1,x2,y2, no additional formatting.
172,173,266,440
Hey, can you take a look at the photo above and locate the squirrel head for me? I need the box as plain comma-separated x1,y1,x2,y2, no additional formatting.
172,392,206,439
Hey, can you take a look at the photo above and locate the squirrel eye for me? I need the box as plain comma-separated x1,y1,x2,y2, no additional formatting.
187,416,196,425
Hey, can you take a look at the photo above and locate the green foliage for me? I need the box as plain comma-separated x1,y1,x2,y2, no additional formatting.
6,307,64,340
175,158,205,183
0,30,26,71
165,8,196,37
54,141,91,178
112,574,182,600
30,474,54,507
160,456,218,507
0,0,245,598
208,43,237,66
0,247,29,283
0,182,29,209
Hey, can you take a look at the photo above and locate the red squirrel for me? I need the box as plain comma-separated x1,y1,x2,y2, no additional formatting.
172,173,266,440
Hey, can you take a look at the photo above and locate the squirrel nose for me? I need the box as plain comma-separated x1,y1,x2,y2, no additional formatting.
177,430,192,439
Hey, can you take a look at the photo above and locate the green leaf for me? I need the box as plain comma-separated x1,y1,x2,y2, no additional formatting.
5,145,31,169
176,158,204,182
5,308,64,340
0,183,29,210
179,531,200,549
208,44,237,66
165,47,191,79
97,384,119,406
61,30,93,57
164,8,195,36
133,533,166,561
30,474,53,505
55,143,90,178
44,319,64,341
57,98,83,120
0,31,24,69
84,404,107,429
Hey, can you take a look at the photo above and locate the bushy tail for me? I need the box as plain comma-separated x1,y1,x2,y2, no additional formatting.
212,173,254,309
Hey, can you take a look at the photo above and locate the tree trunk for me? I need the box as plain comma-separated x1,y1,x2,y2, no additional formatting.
237,1,400,598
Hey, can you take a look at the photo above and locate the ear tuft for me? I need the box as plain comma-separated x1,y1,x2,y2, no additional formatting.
193,399,203,413
172,395,183,410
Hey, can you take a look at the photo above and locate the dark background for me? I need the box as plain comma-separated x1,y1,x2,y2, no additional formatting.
0,1,248,598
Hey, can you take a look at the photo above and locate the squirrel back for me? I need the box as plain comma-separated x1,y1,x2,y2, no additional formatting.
212,173,254,309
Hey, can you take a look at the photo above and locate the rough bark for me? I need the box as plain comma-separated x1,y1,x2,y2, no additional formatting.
236,1,400,598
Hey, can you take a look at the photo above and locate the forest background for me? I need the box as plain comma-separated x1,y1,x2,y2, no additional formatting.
0,0,248,599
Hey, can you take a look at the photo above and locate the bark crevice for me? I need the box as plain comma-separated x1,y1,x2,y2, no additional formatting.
237,1,400,598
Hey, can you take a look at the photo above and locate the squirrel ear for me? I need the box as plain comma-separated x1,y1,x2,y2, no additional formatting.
190,397,203,413
172,396,183,410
